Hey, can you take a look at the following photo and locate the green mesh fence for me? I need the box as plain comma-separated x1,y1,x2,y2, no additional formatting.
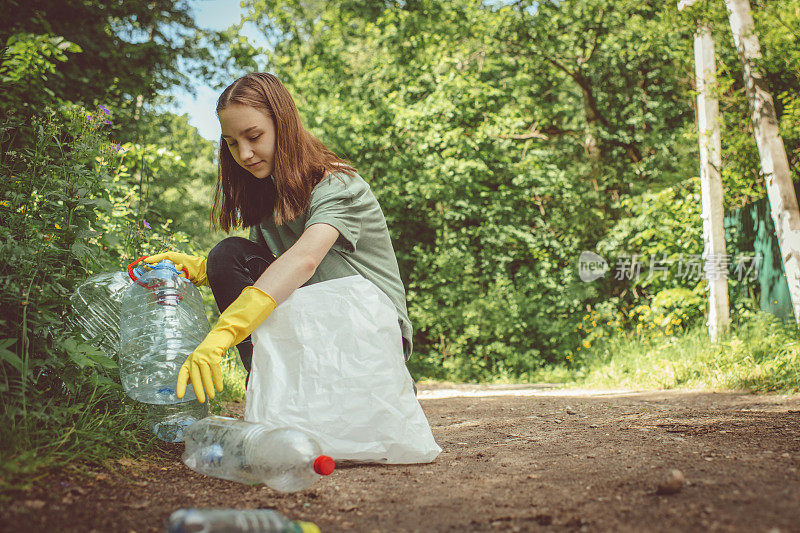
724,185,800,321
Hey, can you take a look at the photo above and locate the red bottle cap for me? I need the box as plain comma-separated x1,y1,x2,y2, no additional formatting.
313,455,335,476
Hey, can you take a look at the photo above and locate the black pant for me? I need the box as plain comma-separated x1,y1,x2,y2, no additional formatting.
206,236,275,373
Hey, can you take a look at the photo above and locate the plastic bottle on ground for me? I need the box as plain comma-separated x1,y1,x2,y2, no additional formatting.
166,508,320,533
119,259,210,404
145,402,209,443
69,271,133,359
69,268,207,441
182,416,336,492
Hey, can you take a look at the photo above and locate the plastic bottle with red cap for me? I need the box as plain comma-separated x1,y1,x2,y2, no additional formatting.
182,416,335,492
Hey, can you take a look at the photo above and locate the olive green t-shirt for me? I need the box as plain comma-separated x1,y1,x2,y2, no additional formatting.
248,171,413,359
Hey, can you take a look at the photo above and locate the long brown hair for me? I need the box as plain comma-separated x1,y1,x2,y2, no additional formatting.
211,73,355,231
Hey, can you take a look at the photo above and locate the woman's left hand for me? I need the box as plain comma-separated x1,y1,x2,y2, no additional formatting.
177,285,277,403
177,331,228,403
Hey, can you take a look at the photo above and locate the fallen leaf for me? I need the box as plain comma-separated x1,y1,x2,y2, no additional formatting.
24,500,46,510
125,501,150,510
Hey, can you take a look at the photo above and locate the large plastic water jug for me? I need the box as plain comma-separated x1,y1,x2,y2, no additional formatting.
119,258,210,440
119,258,210,403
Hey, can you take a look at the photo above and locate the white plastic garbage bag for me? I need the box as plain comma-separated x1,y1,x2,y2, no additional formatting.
244,275,441,464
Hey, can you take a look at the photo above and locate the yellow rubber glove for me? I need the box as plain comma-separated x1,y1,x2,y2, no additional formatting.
144,251,208,286
177,285,277,403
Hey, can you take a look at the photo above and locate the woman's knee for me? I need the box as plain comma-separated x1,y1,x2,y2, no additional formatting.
207,236,272,288
207,236,252,279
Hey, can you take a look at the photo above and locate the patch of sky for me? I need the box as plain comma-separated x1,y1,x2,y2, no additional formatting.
484,0,539,13
164,0,272,140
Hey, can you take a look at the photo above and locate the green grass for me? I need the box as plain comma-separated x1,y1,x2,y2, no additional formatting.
418,311,800,394
567,311,800,393
0,350,249,496
209,349,249,408
0,388,160,495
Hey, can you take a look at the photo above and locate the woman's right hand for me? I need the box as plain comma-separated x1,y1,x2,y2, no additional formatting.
145,251,208,287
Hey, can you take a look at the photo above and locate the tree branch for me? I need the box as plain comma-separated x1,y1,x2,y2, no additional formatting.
498,123,579,141
511,13,643,163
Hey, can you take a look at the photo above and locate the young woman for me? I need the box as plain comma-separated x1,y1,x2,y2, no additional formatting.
145,73,412,403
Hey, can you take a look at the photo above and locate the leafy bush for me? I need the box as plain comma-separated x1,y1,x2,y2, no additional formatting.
0,103,203,488
0,26,232,488
574,311,800,393
0,32,81,111
0,105,140,486
650,288,704,330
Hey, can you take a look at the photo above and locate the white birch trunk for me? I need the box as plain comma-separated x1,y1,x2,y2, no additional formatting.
694,27,730,341
725,0,800,323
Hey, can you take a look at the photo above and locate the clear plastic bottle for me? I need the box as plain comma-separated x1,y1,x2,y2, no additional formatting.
118,259,211,441
119,259,210,404
69,271,133,359
182,416,336,492
166,508,320,533
146,402,209,443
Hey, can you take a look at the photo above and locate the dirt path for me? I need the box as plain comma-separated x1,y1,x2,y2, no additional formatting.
5,384,800,532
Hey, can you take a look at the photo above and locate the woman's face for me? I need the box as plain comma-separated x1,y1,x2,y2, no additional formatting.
219,103,276,179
